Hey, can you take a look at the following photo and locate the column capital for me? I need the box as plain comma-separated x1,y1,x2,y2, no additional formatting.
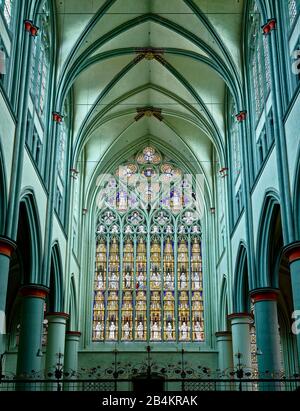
66,331,81,342
227,312,253,321
282,241,300,263
0,236,17,258
250,287,279,303
19,284,49,299
46,312,69,319
215,331,232,338
66,331,81,336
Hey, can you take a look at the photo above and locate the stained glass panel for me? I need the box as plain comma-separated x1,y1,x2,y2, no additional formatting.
92,146,204,343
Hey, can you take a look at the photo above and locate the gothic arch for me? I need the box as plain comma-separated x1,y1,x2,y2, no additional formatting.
87,136,212,231
89,145,204,344
19,190,43,284
6,191,43,348
48,242,64,312
219,275,229,331
256,190,282,288
68,275,78,331
233,243,250,313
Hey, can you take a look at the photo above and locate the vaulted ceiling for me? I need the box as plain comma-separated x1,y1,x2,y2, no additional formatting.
54,0,245,207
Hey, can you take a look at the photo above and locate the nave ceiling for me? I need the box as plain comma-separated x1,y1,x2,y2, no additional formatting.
54,0,245,206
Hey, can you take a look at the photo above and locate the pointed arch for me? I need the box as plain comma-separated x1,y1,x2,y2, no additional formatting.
68,275,78,331
256,190,282,288
6,190,43,348
19,189,43,284
219,275,229,331
48,242,64,312
233,243,250,313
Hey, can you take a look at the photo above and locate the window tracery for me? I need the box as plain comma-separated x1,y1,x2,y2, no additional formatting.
92,146,204,343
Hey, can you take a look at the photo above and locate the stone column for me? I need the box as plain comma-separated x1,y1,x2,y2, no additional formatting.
250,288,281,390
64,331,81,391
16,284,49,380
216,331,234,391
216,331,233,374
228,313,253,391
228,313,252,372
0,237,17,353
250,288,281,376
64,331,81,377
45,312,69,376
283,241,300,368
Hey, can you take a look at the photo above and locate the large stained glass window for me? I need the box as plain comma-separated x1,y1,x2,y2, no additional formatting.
92,146,204,343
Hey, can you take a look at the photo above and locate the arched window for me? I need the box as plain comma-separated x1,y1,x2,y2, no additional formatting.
248,2,275,177
282,0,300,94
55,102,69,223
287,0,299,27
0,0,15,91
72,166,80,253
25,1,51,175
0,0,14,27
29,1,50,124
229,102,243,223
230,104,241,181
92,146,204,343
248,3,271,121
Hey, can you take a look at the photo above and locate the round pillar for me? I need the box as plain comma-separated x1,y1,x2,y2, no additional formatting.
64,331,81,376
45,312,69,375
283,241,300,367
250,288,281,376
228,313,252,371
216,331,234,391
64,331,81,391
16,284,49,379
215,331,233,374
0,237,17,352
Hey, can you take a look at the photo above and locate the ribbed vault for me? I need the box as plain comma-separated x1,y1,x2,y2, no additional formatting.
55,0,244,211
